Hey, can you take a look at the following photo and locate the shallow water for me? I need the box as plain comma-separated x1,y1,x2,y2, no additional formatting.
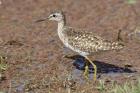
72,58,136,81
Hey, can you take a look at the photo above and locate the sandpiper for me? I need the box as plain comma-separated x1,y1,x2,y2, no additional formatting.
36,11,124,81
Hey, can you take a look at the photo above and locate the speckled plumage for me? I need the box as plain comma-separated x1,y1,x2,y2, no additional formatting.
40,11,124,81
61,26,124,56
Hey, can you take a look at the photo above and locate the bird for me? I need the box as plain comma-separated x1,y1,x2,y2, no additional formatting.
36,11,124,81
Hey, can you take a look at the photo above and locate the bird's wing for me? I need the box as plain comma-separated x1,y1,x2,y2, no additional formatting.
64,27,106,53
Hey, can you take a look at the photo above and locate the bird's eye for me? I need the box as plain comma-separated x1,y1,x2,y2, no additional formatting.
52,14,56,17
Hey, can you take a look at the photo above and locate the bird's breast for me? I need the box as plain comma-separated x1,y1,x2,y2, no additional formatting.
57,29,69,47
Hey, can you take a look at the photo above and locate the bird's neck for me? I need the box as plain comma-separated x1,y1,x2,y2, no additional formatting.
57,14,66,32
57,20,65,32
57,20,66,43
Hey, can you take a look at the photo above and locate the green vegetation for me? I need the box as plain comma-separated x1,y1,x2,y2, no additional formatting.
0,56,8,71
0,92,5,93
127,0,137,4
96,80,106,93
96,79,140,93
110,80,140,93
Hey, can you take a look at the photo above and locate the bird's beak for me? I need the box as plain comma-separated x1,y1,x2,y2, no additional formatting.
35,14,52,23
35,17,48,23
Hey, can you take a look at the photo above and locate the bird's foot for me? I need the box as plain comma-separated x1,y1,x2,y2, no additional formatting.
93,67,97,81
83,65,89,80
63,54,75,59
84,56,97,81
63,55,71,58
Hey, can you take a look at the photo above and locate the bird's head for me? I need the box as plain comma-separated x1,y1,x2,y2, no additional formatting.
36,11,65,23
48,11,64,22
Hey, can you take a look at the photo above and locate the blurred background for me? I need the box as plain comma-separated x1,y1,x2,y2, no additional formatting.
0,0,140,93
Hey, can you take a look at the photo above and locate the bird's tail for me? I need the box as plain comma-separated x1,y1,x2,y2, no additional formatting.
99,41,124,51
98,30,124,51
110,41,124,50
111,29,124,50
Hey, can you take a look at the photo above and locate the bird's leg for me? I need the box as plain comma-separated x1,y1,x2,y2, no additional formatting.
63,54,74,59
84,56,97,81
83,59,89,80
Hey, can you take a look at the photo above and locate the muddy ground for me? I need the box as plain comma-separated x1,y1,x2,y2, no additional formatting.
0,0,140,93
